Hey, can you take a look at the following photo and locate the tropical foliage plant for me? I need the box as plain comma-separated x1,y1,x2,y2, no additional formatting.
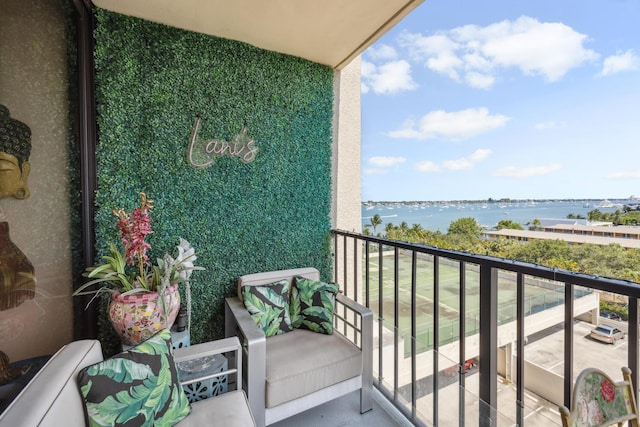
74,192,203,303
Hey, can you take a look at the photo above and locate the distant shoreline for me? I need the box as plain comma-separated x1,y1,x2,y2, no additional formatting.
363,198,630,205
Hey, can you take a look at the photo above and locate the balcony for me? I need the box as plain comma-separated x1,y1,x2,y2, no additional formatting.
305,229,640,426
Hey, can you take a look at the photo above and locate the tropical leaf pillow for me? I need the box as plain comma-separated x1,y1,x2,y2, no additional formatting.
241,279,293,337
77,328,191,427
290,275,339,335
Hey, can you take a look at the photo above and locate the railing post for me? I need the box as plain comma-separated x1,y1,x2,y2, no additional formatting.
479,264,497,427
629,296,638,399
411,250,417,420
459,262,466,427
378,242,384,384
516,273,525,427
563,283,574,409
433,255,440,426
394,247,400,402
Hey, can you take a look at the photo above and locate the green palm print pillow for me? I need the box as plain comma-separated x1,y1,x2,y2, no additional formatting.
77,328,191,427
242,279,293,337
290,275,339,335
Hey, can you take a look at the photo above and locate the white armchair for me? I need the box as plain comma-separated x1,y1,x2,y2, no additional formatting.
0,336,255,427
224,267,373,427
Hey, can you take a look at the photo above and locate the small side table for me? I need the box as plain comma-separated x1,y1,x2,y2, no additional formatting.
121,326,190,352
170,326,190,349
176,353,228,403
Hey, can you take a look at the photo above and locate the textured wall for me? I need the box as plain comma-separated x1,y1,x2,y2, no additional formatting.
0,0,75,360
93,9,335,351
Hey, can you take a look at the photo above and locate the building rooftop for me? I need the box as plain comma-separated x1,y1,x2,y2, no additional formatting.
484,228,640,249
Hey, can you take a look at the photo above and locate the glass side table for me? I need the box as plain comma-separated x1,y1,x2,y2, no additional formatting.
176,353,228,403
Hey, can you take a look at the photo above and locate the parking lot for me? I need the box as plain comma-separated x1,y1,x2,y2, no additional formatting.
525,319,628,382
493,319,630,426
411,318,631,426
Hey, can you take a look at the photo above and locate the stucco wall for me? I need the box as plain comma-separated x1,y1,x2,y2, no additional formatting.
332,56,362,232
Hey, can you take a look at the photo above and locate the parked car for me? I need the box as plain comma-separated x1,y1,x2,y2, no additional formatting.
600,310,622,321
465,358,478,370
590,325,625,344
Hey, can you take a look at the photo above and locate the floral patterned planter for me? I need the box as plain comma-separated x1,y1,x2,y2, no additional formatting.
108,284,180,345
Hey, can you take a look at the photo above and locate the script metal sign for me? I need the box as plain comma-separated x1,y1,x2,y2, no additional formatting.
188,117,259,168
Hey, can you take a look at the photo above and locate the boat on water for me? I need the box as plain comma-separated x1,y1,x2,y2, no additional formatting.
596,199,623,209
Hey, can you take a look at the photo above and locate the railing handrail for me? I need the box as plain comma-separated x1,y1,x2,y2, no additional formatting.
331,228,640,427
333,229,640,298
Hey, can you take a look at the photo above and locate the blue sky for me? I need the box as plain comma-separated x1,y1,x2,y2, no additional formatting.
360,0,640,202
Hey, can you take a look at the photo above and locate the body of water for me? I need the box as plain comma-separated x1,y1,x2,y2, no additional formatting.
361,199,627,232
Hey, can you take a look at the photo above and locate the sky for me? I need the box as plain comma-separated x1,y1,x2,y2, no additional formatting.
360,0,640,202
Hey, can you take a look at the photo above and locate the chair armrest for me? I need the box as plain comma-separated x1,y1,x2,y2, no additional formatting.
225,297,266,427
336,293,373,319
174,336,242,390
335,293,373,349
224,297,266,347
335,293,373,412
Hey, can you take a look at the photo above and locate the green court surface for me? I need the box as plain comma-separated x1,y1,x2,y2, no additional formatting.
362,250,568,354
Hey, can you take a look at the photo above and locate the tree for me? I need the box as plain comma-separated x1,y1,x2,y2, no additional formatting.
447,217,482,237
588,209,604,221
527,218,541,231
496,220,523,230
370,214,382,233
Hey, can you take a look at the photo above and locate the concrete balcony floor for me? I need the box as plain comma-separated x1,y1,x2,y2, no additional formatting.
271,389,414,427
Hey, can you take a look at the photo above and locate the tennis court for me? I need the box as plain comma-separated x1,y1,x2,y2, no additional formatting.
363,249,567,354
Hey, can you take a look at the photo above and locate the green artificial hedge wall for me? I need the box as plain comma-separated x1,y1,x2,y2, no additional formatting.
93,8,334,351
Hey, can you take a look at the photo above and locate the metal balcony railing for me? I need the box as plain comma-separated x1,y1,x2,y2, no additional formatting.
331,229,640,426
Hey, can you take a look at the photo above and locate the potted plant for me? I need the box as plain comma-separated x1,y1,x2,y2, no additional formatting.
74,192,204,345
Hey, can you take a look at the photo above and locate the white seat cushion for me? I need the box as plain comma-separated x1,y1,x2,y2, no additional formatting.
179,390,255,426
265,329,362,408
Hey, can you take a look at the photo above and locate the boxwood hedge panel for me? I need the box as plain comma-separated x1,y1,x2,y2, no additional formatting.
93,8,334,351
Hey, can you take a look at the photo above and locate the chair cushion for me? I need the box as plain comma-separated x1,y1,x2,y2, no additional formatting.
178,390,255,426
264,329,362,408
290,275,339,335
242,279,293,337
77,329,191,426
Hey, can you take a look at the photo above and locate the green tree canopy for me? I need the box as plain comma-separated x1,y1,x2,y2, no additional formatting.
496,220,523,230
447,217,482,237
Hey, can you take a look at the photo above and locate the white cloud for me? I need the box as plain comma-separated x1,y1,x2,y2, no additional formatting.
414,161,441,172
600,50,640,76
607,170,640,179
363,168,389,175
535,121,556,130
491,163,562,178
464,72,495,89
442,149,492,171
366,44,398,61
369,156,406,167
415,149,490,173
469,148,492,162
361,59,418,95
399,16,599,88
443,158,474,171
388,108,510,140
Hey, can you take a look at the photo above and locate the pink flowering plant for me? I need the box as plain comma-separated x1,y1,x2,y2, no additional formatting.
74,192,203,300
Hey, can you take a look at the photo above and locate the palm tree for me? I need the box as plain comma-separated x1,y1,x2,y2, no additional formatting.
370,214,382,233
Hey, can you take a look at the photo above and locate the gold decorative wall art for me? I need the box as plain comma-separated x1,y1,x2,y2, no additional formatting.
0,220,35,311
0,104,31,200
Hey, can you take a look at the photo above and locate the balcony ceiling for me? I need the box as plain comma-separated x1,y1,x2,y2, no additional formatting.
91,0,424,70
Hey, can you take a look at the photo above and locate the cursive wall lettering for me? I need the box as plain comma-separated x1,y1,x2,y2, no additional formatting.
188,117,259,168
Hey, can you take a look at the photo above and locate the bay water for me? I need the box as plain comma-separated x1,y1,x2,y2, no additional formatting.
361,199,624,232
